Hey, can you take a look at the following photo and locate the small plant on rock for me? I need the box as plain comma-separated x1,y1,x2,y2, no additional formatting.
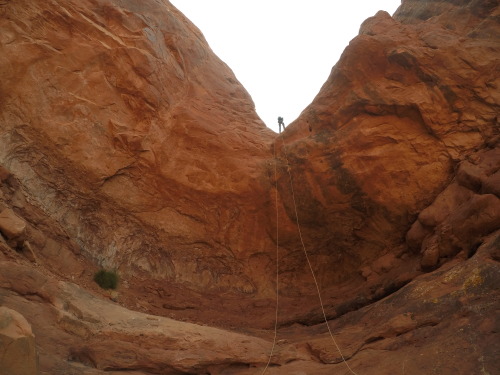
93,269,119,290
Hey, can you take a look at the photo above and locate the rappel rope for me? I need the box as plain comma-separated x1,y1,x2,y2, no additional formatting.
261,133,359,375
260,143,280,375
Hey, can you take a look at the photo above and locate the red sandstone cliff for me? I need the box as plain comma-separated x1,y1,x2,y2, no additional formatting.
0,0,278,298
0,0,498,374
272,0,499,320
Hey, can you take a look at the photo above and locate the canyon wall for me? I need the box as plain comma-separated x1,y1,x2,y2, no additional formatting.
275,0,499,315
0,0,279,299
0,0,498,373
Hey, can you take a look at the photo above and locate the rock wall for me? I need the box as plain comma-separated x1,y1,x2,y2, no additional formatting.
1,227,497,374
0,0,499,373
274,0,499,312
0,0,277,297
0,0,497,319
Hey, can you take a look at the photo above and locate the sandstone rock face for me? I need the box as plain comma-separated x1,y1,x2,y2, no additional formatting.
0,307,38,375
0,0,495,319
274,0,499,309
407,148,500,269
0,208,26,241
0,0,498,373
0,261,301,374
0,233,497,375
0,0,275,297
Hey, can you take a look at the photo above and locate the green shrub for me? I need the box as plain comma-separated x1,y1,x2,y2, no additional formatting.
93,269,119,290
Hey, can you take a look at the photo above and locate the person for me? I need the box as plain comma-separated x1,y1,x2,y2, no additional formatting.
278,116,285,133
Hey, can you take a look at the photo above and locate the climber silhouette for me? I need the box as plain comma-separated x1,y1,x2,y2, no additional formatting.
278,116,285,133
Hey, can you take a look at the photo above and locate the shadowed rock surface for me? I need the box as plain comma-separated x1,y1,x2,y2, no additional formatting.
0,0,498,373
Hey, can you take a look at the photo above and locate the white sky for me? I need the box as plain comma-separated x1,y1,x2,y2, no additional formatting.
170,1,402,133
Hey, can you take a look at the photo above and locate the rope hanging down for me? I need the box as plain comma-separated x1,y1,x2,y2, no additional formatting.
262,133,359,375
260,143,280,375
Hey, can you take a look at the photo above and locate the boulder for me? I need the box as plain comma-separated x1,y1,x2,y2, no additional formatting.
0,165,11,183
0,307,38,375
0,208,26,240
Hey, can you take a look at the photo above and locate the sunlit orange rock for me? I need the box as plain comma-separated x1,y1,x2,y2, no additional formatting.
0,307,38,375
0,0,498,373
0,0,275,296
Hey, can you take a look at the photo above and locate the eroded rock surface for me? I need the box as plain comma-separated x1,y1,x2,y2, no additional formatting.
273,0,499,319
408,148,500,269
1,230,497,374
0,261,302,374
0,0,275,299
0,0,498,373
0,306,38,375
0,208,26,241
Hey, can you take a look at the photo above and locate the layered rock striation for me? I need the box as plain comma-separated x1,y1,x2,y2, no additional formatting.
0,0,276,298
274,0,499,316
0,0,498,374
